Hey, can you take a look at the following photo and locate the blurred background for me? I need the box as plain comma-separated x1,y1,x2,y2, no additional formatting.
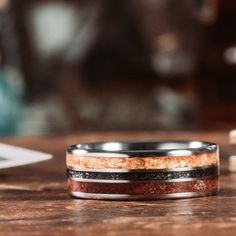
0,0,235,136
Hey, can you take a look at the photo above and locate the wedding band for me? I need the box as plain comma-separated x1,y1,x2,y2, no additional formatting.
66,141,219,200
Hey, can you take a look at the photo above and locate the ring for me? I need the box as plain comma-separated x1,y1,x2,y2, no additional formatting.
66,141,219,200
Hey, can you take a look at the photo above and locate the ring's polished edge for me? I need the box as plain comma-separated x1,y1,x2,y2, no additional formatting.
67,141,218,157
66,165,218,173
68,175,218,183
70,190,218,200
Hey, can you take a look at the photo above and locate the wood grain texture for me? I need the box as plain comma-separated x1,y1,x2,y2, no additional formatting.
0,131,235,236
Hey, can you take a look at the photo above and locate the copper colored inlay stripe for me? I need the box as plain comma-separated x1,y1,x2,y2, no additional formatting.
68,176,218,195
66,152,218,170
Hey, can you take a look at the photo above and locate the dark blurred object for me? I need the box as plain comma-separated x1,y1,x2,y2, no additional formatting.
195,0,218,24
13,0,102,98
132,0,199,76
8,0,236,134
13,0,155,96
0,0,24,136
198,0,236,129
81,0,153,80
63,0,199,131
8,0,205,134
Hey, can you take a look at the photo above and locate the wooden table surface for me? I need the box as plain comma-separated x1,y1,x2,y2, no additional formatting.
0,131,235,236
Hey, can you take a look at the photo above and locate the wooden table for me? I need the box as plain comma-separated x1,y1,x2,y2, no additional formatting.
0,131,235,236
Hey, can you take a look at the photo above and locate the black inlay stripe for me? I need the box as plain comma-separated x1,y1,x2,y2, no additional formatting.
67,167,218,181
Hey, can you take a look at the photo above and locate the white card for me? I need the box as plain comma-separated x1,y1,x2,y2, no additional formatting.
0,143,52,169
